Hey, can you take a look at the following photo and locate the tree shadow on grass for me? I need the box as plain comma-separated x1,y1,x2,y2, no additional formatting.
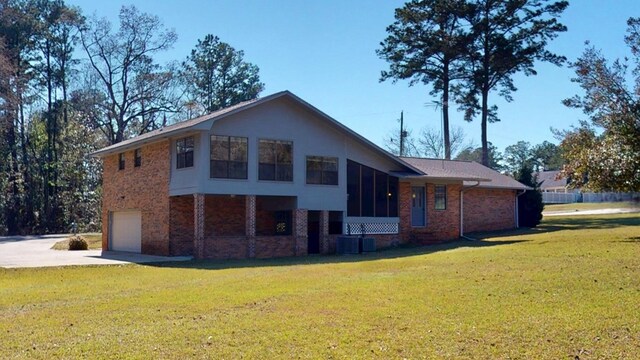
138,214,639,271
618,236,640,243
142,239,528,271
467,214,640,241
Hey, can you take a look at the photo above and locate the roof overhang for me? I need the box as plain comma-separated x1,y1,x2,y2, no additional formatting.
390,171,491,183
90,128,204,158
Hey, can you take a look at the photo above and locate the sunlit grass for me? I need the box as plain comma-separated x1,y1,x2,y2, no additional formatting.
50,233,102,250
544,201,639,212
2,214,639,359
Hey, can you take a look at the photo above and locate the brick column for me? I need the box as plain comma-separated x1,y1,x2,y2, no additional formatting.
194,193,205,259
320,210,329,254
398,181,412,243
246,195,256,258
294,209,308,256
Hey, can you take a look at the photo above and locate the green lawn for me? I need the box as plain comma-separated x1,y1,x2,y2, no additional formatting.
544,201,640,212
50,233,102,250
2,214,639,359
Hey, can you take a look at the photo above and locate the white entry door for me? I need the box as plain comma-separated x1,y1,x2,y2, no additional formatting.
111,211,142,253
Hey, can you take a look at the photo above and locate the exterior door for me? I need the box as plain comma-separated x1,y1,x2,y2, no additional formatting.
411,186,426,227
307,211,320,254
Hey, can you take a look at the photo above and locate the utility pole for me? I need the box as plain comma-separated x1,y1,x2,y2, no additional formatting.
399,111,407,157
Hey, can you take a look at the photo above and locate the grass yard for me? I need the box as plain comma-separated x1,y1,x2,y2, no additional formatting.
50,233,102,250
1,214,639,359
544,201,640,212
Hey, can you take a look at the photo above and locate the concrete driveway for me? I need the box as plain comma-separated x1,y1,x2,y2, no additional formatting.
0,234,192,268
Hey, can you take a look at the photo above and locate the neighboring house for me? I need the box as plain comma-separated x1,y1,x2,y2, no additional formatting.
92,91,529,259
536,170,571,193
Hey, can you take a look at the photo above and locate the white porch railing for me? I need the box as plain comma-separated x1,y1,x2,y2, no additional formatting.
344,217,399,235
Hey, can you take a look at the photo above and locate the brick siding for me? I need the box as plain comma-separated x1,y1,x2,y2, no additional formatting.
169,196,194,256
202,236,249,259
399,181,461,244
101,141,170,255
463,188,516,233
255,236,296,258
205,195,246,236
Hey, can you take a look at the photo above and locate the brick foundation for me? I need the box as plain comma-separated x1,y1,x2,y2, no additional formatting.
202,236,249,259
255,236,296,258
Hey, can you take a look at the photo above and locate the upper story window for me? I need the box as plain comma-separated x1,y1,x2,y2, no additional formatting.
210,135,248,179
118,153,125,170
435,184,447,210
134,148,141,167
176,137,194,169
306,156,338,185
258,139,293,181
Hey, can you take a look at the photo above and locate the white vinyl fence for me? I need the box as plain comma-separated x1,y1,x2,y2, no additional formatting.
542,192,579,204
542,191,640,204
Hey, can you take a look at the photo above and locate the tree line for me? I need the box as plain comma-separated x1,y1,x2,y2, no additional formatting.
379,0,639,193
0,1,264,235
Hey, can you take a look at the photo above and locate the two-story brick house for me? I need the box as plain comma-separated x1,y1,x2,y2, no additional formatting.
92,91,528,259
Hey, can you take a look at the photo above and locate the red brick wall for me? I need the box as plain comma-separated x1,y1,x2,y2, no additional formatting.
101,141,170,255
399,181,462,244
255,236,296,258
463,188,516,233
205,195,246,236
169,196,194,256
202,236,249,259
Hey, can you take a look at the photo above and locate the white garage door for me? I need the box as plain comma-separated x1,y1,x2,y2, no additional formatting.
111,211,142,253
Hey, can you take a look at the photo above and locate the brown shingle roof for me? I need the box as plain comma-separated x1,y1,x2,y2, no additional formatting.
535,170,567,189
400,157,530,190
91,96,266,157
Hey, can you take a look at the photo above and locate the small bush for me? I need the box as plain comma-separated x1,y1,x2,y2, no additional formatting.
68,235,88,250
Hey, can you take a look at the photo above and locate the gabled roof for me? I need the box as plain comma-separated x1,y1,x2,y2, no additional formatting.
400,157,530,190
91,96,265,157
90,91,423,175
536,170,567,189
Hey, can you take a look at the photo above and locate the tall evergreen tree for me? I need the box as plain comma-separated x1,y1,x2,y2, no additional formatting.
181,34,264,114
378,0,472,160
459,0,568,166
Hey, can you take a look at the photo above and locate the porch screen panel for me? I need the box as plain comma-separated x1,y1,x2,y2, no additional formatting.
347,160,360,216
375,171,388,217
388,176,399,217
361,165,374,217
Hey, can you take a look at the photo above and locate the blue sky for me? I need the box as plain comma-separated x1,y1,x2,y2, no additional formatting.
67,0,638,154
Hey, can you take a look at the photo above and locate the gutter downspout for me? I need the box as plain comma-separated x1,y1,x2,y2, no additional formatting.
460,181,481,241
515,189,527,228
